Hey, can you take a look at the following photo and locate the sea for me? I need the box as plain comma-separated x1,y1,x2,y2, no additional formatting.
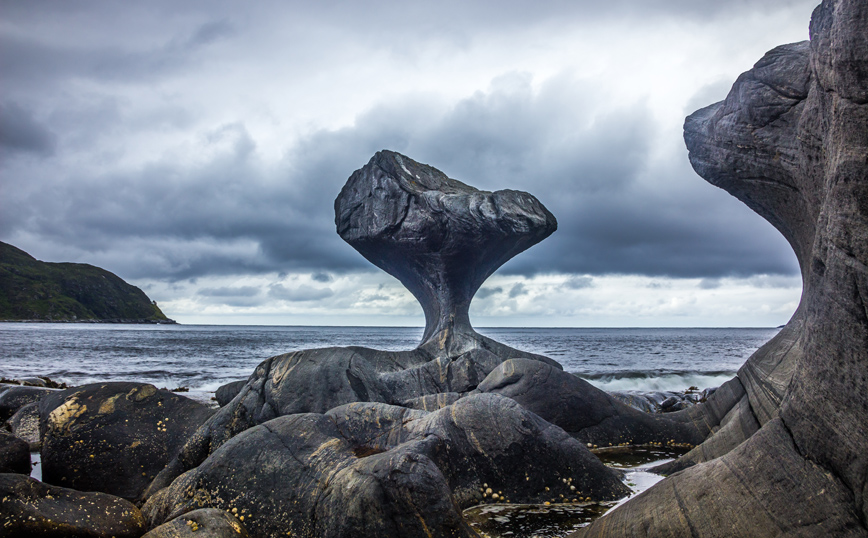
0,324,778,395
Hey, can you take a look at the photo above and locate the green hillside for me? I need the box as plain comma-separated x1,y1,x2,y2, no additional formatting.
0,241,174,323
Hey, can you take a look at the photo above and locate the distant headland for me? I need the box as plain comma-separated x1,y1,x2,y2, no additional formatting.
0,241,174,323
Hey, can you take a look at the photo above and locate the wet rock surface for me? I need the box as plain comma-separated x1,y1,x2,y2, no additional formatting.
141,508,249,538
576,1,868,535
610,387,712,414
0,472,147,537
143,394,628,538
38,382,215,501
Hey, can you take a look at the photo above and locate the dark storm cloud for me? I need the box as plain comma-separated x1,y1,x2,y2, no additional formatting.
0,0,809,285
0,68,798,281
563,276,594,290
198,286,261,297
509,283,529,298
476,287,503,300
0,102,56,155
312,272,333,283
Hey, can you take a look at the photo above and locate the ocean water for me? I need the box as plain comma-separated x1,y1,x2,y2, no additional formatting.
0,324,778,393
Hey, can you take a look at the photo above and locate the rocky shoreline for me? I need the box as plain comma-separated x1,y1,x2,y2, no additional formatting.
1,1,865,536
1,374,708,537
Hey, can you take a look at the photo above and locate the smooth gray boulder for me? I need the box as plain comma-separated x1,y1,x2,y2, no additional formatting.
143,394,628,538
214,379,247,407
477,359,704,447
0,384,55,422
576,1,868,535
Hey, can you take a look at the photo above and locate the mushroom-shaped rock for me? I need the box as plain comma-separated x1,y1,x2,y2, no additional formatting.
335,150,557,345
575,1,868,535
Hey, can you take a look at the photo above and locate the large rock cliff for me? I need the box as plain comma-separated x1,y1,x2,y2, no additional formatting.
575,1,868,536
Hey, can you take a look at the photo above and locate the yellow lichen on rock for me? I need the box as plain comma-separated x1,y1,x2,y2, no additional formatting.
48,396,87,434
98,394,122,415
126,384,157,402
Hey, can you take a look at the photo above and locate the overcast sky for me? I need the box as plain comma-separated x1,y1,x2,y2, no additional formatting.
1,0,817,327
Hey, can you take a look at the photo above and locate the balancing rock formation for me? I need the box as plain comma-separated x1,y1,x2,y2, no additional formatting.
335,150,557,345
576,1,868,536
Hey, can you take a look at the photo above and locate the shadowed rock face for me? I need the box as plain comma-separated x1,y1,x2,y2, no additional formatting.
576,1,868,535
335,150,557,345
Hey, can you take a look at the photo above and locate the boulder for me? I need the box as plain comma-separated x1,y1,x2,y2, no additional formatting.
0,430,30,474
143,394,627,538
0,473,146,537
214,379,247,407
575,1,868,535
478,359,704,447
142,508,249,538
0,384,55,422
7,401,41,449
38,382,215,501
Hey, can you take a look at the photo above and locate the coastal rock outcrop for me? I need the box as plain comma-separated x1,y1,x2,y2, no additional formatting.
576,1,868,535
0,473,147,537
38,382,215,501
146,153,704,511
477,359,705,447
143,394,628,537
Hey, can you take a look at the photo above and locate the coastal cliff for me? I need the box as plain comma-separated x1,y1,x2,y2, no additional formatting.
0,241,173,323
575,0,868,536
